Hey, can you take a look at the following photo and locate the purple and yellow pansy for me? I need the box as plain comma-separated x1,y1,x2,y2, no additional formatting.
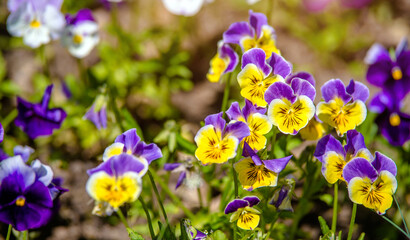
226,100,272,151
195,113,250,165
316,79,369,136
223,10,279,58
234,143,292,191
237,48,292,107
225,196,261,230
343,152,397,215
265,77,316,135
207,41,239,83
314,130,372,184
86,153,145,214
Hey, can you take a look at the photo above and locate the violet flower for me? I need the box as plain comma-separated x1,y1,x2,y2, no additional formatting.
15,85,67,139
84,96,107,130
0,123,3,143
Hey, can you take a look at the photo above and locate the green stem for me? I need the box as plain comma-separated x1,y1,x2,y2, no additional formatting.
139,198,155,239
265,214,279,240
197,187,203,208
110,92,126,132
331,182,338,233
22,230,28,240
148,170,195,219
347,203,357,240
270,128,277,159
39,45,50,79
232,223,238,240
116,209,129,229
231,146,242,198
221,72,232,118
5,224,12,240
394,195,410,235
381,215,410,239
1,109,18,129
147,170,170,225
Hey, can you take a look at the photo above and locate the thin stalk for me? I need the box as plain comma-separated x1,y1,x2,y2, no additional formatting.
1,109,18,129
147,170,170,225
116,209,129,229
5,224,12,240
265,214,279,240
347,203,357,240
232,146,242,198
221,72,232,118
148,170,195,219
381,215,410,239
331,182,338,233
110,93,125,132
394,195,410,235
197,187,203,208
232,223,238,240
139,198,155,239
269,128,277,159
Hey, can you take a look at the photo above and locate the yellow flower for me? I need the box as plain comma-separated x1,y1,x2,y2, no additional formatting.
235,157,278,190
299,118,327,141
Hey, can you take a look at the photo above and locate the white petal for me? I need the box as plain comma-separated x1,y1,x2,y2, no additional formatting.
162,0,204,16
0,156,35,188
23,26,50,48
31,159,54,186
6,2,34,37
43,5,65,40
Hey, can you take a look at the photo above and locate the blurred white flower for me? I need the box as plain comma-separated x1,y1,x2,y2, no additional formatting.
246,0,261,4
162,0,206,16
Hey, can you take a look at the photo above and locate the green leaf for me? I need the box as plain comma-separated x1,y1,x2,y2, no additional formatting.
209,230,227,240
318,216,330,235
168,132,177,152
127,228,145,240
179,219,190,240
357,232,365,240
319,194,333,206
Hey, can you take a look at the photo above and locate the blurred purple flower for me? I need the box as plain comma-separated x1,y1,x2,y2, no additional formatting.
369,92,410,146
84,96,107,130
0,123,3,143
15,85,67,139
302,0,372,12
0,156,54,231
365,39,410,101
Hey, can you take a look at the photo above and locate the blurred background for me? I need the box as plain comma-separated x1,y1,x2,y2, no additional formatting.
0,0,409,239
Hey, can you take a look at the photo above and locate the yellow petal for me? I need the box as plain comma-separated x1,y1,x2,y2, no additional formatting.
242,113,272,150
207,53,227,83
268,96,315,135
323,151,346,184
299,118,327,141
234,157,278,190
103,143,125,161
237,212,260,230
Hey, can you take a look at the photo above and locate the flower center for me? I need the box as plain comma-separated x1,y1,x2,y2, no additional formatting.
73,34,83,44
391,66,402,81
30,20,41,28
15,196,26,207
389,113,401,127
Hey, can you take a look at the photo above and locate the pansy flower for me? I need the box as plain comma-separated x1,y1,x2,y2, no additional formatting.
84,95,107,130
162,0,210,16
270,178,295,212
164,156,202,190
207,41,238,83
369,91,410,146
224,196,261,230
299,117,327,141
0,156,57,231
86,153,145,213
316,79,369,136
265,77,316,135
194,112,250,165
223,10,279,59
0,145,34,162
314,130,372,184
103,129,162,176
237,48,292,107
365,39,410,101
15,84,67,139
234,143,292,191
62,9,100,59
226,100,272,150
343,152,397,215
182,219,208,240
7,0,65,48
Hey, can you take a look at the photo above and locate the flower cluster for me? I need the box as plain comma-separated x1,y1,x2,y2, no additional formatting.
86,129,162,215
365,39,410,146
0,150,67,231
7,1,99,58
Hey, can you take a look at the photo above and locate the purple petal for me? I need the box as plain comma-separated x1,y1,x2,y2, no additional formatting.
364,43,391,65
371,152,397,176
290,78,316,102
30,160,53,186
41,85,53,110
0,123,3,143
87,153,147,177
243,196,260,207
376,109,410,146
194,229,207,239
320,79,351,103
62,81,72,99
396,38,408,56
268,52,292,79
344,130,367,156
164,163,182,171
242,100,266,119
366,59,393,88
224,121,250,141
115,129,141,152
242,48,271,77
346,80,369,102
314,134,345,162
262,155,292,173
242,142,263,165
133,142,163,164
368,92,394,113
264,82,296,105
65,9,95,26
226,102,243,121
224,199,249,214
343,158,378,183
204,113,226,134
0,156,35,188
286,71,316,87
223,22,253,45
249,10,268,39
302,0,332,12
175,171,186,189
220,44,239,73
